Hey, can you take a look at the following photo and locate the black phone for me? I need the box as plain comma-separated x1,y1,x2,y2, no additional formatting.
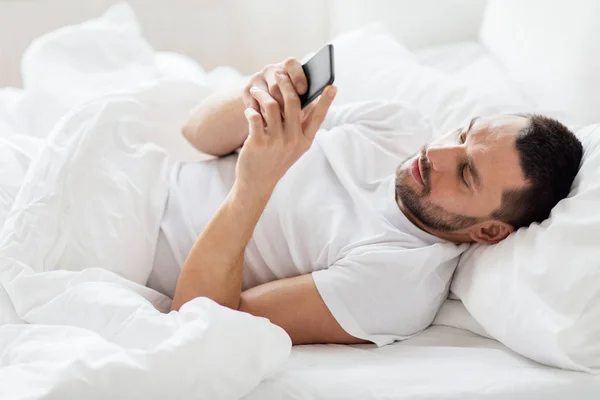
299,44,335,109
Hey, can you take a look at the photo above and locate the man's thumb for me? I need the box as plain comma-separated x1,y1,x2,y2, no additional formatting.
303,86,337,139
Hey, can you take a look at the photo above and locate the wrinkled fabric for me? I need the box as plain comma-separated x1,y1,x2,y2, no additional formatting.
0,4,291,399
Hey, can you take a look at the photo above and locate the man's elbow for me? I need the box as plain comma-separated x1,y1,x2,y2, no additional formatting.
181,122,213,155
236,293,251,314
170,298,183,313
181,122,232,157
182,122,198,146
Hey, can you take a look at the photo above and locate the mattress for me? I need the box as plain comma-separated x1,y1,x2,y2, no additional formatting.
244,42,600,400
245,326,600,400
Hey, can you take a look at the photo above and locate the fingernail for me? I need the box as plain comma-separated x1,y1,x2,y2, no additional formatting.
250,86,261,92
328,86,337,98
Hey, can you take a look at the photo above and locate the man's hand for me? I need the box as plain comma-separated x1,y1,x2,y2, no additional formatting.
182,57,320,157
236,71,337,193
243,57,317,124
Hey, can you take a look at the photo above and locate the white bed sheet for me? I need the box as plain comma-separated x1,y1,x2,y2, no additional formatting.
246,326,600,400
244,41,600,400
0,6,292,399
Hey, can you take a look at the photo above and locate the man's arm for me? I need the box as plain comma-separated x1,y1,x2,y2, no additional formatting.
182,86,249,156
182,58,309,157
171,72,368,345
239,274,369,345
170,180,268,311
171,71,335,312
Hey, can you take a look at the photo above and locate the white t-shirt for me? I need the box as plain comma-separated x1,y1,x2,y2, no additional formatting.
148,101,469,346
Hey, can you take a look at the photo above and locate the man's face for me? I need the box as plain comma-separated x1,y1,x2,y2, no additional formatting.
395,115,530,234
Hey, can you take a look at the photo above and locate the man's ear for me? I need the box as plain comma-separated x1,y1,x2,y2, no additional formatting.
468,220,514,244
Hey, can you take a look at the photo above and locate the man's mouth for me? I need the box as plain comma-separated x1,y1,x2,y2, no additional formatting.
411,158,424,187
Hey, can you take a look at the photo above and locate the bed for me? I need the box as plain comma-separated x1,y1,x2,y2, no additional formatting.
1,2,600,399
247,326,600,400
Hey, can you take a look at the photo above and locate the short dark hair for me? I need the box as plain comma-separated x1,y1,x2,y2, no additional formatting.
491,114,583,229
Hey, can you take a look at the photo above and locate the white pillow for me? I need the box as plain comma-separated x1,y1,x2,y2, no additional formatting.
327,24,535,136
480,0,600,126
453,123,600,373
415,41,533,108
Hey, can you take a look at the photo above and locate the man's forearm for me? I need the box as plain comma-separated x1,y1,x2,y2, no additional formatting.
182,86,249,156
170,182,273,312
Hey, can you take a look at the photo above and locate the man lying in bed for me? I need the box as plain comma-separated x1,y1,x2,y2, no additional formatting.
149,57,583,346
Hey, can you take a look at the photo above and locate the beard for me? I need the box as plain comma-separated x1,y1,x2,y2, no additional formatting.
395,148,480,232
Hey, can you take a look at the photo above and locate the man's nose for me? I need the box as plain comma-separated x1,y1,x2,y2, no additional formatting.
425,145,463,172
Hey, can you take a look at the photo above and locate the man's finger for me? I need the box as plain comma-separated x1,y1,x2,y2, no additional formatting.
274,71,301,125
283,58,308,95
243,75,268,113
264,69,285,108
301,102,316,123
250,87,283,134
242,89,259,111
242,92,262,126
303,85,337,140
245,108,265,138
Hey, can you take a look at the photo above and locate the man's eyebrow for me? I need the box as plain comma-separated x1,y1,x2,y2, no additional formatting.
465,117,482,191
466,116,479,135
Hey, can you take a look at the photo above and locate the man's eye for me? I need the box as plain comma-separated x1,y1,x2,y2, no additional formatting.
461,164,469,186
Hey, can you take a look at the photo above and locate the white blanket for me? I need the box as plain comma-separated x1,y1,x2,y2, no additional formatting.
0,5,291,399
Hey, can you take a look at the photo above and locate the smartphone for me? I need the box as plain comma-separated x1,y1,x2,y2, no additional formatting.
300,44,335,109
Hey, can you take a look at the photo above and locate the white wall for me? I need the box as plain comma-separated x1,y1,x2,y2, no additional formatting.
0,0,486,87
330,0,486,49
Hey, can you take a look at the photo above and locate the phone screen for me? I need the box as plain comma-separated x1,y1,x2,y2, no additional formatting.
300,44,334,108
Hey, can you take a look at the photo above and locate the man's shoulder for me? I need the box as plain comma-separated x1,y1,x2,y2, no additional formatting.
322,100,434,134
340,237,467,264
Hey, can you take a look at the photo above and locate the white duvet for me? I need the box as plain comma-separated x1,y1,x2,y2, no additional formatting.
0,5,290,399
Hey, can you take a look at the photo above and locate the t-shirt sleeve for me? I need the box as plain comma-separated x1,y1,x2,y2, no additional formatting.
312,246,456,346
